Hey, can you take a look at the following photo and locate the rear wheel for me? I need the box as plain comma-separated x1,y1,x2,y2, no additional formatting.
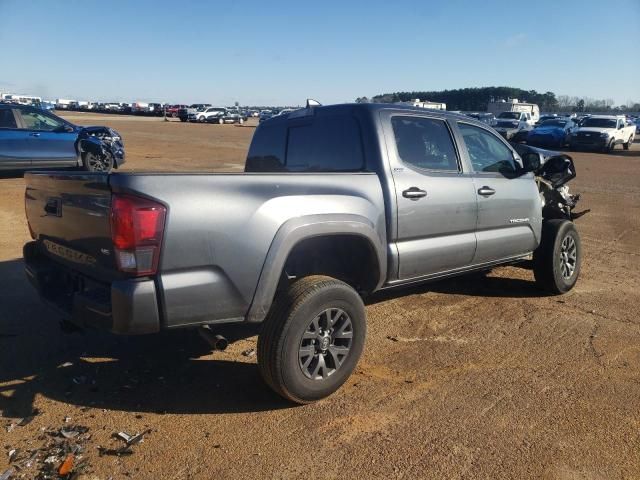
238,118,244,125
257,275,366,404
198,116,206,123
218,117,224,125
82,151,114,173
533,220,581,294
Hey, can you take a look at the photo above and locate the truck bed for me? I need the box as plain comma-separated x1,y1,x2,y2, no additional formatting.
24,170,386,333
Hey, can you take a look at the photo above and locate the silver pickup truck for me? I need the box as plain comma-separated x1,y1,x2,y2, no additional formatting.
23,103,584,403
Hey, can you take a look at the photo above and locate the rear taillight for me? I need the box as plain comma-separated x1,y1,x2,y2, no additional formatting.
110,194,166,276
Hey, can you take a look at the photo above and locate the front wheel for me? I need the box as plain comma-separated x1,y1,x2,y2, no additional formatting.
81,151,114,173
257,276,366,404
623,136,633,150
218,117,224,125
533,220,581,294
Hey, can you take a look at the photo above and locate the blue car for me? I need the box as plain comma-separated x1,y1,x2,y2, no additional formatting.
527,118,577,148
0,103,125,172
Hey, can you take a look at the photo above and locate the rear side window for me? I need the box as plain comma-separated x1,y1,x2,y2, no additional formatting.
0,109,17,128
391,116,459,171
246,114,364,172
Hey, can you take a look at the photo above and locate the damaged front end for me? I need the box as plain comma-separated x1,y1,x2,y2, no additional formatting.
77,126,126,168
512,144,589,221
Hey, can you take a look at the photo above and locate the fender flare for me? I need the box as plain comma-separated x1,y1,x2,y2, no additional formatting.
245,213,386,323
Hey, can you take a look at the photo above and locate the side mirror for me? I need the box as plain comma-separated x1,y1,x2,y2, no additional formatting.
521,152,541,173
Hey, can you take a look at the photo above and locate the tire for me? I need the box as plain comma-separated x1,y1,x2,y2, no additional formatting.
198,116,206,123
179,117,186,122
606,139,615,152
82,151,114,173
533,220,581,294
238,118,244,125
257,275,366,404
623,136,633,150
218,117,224,125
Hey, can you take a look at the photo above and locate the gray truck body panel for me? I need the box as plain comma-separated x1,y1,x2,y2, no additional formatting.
23,103,544,334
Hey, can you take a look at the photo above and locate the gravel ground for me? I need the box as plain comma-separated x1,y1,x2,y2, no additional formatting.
1,113,639,479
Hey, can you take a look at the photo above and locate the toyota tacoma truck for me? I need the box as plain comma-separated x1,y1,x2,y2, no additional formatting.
569,114,636,152
23,103,584,404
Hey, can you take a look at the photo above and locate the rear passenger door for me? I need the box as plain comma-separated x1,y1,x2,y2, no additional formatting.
0,108,32,168
455,122,540,264
383,112,478,280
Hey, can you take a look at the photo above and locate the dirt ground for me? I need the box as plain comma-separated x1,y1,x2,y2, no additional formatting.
1,113,639,479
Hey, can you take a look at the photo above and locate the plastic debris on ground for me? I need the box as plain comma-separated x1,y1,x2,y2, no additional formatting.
4,423,91,479
98,429,151,456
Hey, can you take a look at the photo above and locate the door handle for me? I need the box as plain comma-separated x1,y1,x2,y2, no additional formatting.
29,132,41,137
402,187,427,200
477,186,496,197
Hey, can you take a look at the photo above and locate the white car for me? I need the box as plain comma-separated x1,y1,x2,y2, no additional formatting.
189,107,244,124
569,115,635,152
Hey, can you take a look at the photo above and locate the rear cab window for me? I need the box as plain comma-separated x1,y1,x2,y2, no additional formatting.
246,112,365,172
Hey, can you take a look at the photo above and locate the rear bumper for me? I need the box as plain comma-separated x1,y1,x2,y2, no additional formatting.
24,241,160,335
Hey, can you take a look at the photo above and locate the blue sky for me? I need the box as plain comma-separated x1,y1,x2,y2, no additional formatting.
1,0,638,106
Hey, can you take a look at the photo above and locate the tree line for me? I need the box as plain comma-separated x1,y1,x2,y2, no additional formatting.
356,87,639,112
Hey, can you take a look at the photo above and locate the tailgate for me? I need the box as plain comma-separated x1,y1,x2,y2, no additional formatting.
25,171,117,280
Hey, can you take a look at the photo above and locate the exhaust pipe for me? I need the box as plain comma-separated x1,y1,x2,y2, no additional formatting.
198,326,229,351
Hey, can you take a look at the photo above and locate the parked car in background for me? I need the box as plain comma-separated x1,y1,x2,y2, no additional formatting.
465,112,496,126
527,118,578,148
535,114,558,126
149,103,164,116
494,112,533,141
569,115,635,152
189,106,227,123
178,104,212,122
487,100,540,124
259,110,274,123
165,104,188,118
22,103,583,404
0,103,125,172
634,118,640,135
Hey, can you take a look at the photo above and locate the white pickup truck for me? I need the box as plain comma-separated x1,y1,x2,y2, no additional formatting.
569,115,636,152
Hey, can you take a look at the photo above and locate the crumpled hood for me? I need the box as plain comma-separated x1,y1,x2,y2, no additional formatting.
577,127,615,134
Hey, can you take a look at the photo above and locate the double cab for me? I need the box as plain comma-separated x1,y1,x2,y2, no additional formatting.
23,103,582,403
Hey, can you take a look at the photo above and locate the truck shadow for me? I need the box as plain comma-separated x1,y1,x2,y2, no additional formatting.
0,257,546,418
0,258,291,418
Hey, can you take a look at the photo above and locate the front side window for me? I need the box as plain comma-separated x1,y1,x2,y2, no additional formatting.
458,123,517,174
391,116,458,171
19,110,64,131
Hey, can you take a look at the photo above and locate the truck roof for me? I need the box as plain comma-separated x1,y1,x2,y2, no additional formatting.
263,102,479,126
589,114,624,120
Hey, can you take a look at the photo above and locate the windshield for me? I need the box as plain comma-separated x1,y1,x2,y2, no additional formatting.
582,118,617,128
539,120,566,128
498,112,520,120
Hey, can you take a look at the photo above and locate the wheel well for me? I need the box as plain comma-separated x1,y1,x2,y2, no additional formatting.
282,235,380,295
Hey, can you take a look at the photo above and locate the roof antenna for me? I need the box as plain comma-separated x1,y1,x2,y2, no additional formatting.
306,98,322,108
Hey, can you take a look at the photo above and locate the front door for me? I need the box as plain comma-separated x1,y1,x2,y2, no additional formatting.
16,108,78,166
455,121,541,264
384,113,478,280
